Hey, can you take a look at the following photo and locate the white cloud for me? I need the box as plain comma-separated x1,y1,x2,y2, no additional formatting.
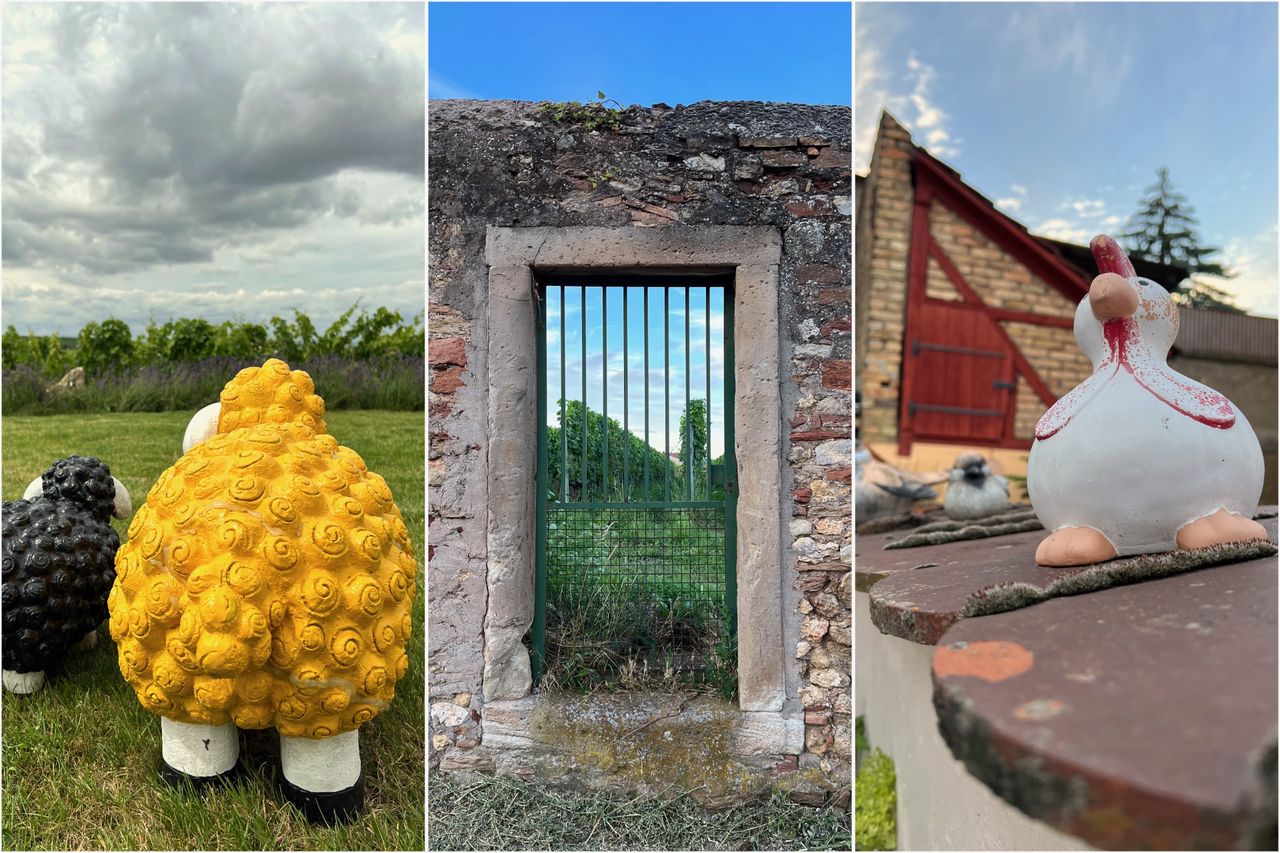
1032,218,1094,245
1064,198,1108,218
1,3,424,334
904,52,958,159
1011,184,1027,196
854,21,890,172
1201,229,1279,317
995,197,1023,213
1032,196,1124,246
854,33,958,171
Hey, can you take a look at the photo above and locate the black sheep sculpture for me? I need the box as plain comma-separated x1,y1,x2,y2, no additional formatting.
2,456,131,694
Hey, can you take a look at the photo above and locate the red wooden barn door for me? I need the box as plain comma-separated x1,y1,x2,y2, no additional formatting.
906,300,1014,445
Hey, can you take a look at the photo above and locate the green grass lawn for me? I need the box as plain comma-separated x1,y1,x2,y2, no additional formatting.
1,411,424,851
427,774,852,851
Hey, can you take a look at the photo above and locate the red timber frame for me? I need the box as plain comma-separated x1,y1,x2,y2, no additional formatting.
897,150,1090,456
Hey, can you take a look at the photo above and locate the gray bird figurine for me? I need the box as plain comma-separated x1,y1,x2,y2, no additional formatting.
856,441,945,520
943,452,1010,520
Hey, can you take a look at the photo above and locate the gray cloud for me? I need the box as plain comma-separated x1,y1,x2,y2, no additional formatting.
2,2,424,334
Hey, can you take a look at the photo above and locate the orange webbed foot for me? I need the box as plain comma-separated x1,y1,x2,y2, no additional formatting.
1176,509,1268,550
1035,526,1118,567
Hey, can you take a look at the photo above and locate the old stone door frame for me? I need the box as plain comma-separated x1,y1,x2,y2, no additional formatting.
483,225,785,712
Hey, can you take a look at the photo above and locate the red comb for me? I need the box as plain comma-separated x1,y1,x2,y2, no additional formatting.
1090,235,1136,278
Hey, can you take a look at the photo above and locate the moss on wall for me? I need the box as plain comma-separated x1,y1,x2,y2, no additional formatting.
528,693,764,801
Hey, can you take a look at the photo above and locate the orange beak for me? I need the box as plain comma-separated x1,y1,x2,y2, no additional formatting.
1089,273,1138,323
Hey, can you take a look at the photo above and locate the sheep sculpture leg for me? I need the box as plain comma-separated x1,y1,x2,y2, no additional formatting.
159,718,240,784
279,730,363,824
2,669,45,694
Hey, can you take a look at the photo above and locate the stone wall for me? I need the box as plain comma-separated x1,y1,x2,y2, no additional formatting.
428,99,852,804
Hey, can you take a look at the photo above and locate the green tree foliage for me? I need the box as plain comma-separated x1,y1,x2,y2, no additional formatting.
678,399,709,492
4,304,425,377
2,326,68,376
546,399,678,502
1171,279,1246,314
211,321,271,360
77,319,135,376
1122,168,1232,275
1121,168,1243,313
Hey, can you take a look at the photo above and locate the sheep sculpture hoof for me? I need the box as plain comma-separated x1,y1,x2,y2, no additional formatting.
109,359,416,824
2,456,132,694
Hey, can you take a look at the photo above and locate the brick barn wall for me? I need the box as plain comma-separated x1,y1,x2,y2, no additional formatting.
857,113,1093,449
927,201,1092,432
428,99,852,799
854,113,914,446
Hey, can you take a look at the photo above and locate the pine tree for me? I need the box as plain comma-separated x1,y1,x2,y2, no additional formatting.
1121,168,1241,313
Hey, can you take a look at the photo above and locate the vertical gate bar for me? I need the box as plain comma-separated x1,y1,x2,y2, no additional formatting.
533,281,548,681
705,285,711,500
602,286,609,499
581,284,587,502
664,287,670,502
644,288,650,499
560,286,567,502
685,285,692,501
724,282,738,640
623,289,629,502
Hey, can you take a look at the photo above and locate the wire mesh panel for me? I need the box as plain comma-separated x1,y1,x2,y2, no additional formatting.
544,506,728,682
533,274,736,691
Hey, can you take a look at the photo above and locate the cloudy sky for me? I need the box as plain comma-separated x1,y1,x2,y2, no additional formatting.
544,285,728,460
2,2,424,336
858,2,1278,315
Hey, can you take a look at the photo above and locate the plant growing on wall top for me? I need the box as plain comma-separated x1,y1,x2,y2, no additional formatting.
539,91,623,132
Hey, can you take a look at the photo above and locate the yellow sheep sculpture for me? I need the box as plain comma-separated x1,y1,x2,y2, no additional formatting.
108,358,415,822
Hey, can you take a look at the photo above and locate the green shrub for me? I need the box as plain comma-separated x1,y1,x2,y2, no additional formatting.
855,748,896,850
77,318,135,376
5,303,424,380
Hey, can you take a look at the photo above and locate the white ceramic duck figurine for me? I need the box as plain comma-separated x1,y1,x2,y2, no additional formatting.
1027,235,1267,567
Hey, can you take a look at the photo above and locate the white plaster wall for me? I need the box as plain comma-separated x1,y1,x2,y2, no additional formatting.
856,592,1094,851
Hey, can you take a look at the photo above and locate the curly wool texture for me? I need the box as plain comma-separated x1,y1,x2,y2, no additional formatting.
2,456,121,673
109,360,416,738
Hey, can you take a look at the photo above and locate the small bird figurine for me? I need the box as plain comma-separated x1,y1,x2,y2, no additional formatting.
1028,235,1267,566
855,440,945,520
943,452,1010,520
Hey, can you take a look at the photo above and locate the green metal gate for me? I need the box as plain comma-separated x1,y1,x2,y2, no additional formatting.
532,273,736,688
